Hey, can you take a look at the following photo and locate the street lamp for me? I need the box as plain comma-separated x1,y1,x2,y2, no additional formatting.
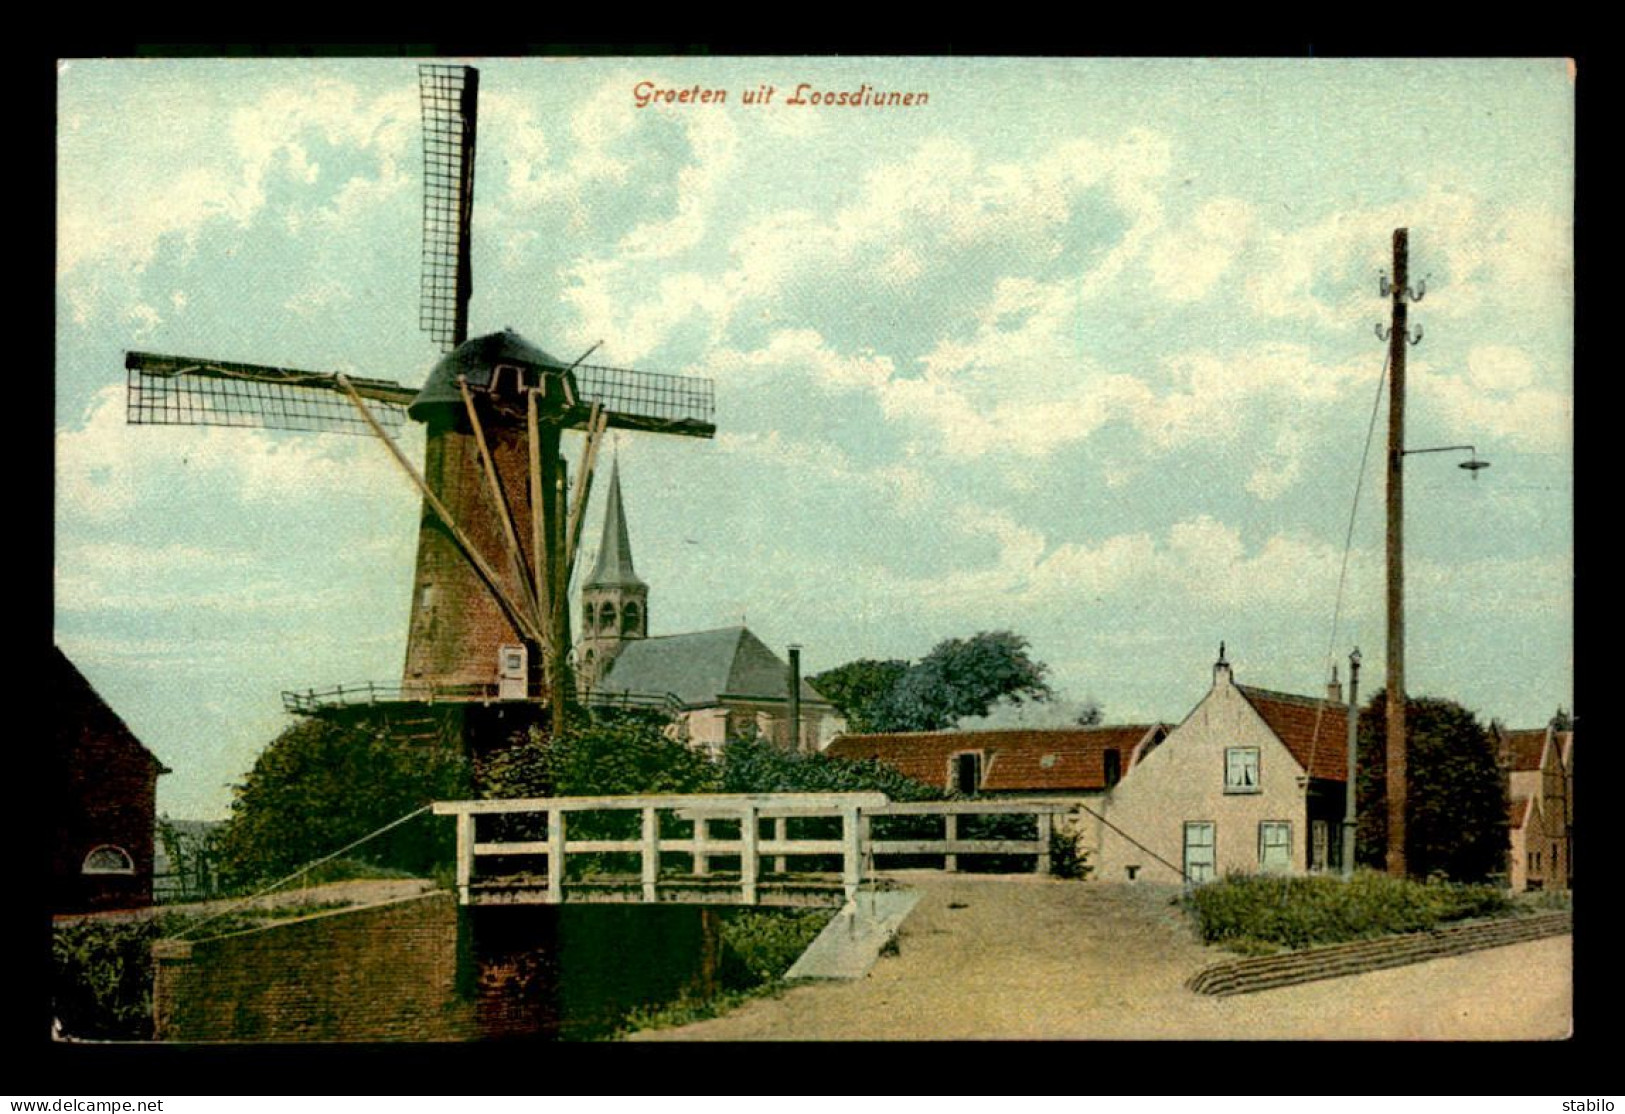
1380,227,1490,878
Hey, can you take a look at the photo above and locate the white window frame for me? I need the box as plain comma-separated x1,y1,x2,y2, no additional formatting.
1259,821,1292,873
1184,821,1217,884
82,844,135,876
1224,747,1261,794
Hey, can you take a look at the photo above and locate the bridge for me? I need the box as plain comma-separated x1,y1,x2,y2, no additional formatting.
432,793,1073,907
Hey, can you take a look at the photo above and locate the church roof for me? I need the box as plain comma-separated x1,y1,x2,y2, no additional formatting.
585,457,646,591
595,626,827,708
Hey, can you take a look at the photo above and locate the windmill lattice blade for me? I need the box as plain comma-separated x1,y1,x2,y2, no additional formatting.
126,352,412,436
419,64,479,353
575,363,717,438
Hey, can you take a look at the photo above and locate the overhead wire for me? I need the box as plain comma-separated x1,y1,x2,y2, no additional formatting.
1303,348,1392,790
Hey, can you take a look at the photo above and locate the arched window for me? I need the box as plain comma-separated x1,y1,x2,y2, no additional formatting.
622,601,641,636
82,845,135,875
599,602,617,633
582,602,596,633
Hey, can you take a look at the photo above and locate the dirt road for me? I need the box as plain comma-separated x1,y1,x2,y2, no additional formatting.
629,874,1572,1041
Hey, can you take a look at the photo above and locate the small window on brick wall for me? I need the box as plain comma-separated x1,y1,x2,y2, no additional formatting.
1225,747,1260,793
83,845,134,875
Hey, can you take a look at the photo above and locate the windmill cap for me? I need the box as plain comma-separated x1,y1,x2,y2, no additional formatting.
408,329,570,420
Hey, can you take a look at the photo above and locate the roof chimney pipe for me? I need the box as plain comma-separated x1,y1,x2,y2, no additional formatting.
788,644,803,753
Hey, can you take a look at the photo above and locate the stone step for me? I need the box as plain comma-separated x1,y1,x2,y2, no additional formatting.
1188,912,1571,996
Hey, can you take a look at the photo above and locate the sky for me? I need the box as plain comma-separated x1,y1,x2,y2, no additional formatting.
54,57,1575,820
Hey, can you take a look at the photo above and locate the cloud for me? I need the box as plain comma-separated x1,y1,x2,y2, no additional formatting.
1146,197,1255,302
1415,346,1571,451
56,385,421,523
1241,188,1573,330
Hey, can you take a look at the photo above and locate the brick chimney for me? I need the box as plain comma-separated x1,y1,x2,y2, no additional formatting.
1327,664,1343,704
1213,641,1232,688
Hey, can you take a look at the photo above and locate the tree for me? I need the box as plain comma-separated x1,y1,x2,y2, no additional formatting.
808,659,909,733
716,736,945,802
1355,690,1509,882
868,631,1053,732
216,717,471,888
479,709,720,800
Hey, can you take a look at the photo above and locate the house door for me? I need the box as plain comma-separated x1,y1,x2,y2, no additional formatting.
1311,819,1330,872
1183,822,1216,883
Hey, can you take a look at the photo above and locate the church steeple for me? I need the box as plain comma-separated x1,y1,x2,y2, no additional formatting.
586,457,646,591
576,457,649,692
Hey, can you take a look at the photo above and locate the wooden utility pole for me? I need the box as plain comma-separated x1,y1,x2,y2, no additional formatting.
1385,228,1410,877
1342,648,1361,880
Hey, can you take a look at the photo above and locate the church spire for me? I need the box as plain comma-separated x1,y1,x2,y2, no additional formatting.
576,456,649,693
586,456,646,590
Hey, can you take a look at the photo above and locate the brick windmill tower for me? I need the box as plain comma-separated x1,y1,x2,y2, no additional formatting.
125,64,716,744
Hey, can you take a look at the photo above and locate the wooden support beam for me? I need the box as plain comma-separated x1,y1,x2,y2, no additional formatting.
455,812,474,905
336,375,545,647
945,813,958,873
547,808,565,904
563,404,608,584
740,805,759,906
458,376,545,636
527,389,548,664
842,806,862,901
694,816,709,877
1036,812,1053,876
642,806,659,903
772,816,787,875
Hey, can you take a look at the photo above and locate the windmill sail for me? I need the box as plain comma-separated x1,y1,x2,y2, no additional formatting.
574,361,717,438
419,63,479,353
125,351,413,435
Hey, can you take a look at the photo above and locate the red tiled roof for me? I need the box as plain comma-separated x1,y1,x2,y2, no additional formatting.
1235,685,1349,782
1500,728,1548,772
825,725,1164,793
1509,795,1532,830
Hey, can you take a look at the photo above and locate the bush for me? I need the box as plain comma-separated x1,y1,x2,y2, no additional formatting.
717,908,834,988
53,911,262,1040
217,717,471,889
1185,871,1513,952
1050,820,1092,880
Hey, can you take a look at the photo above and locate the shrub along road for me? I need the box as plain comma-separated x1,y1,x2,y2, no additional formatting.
628,873,1571,1041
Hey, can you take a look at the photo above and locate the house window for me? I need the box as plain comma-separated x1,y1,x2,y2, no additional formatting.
1224,747,1260,793
1259,822,1292,873
82,845,135,875
1104,748,1122,788
1183,822,1216,884
952,752,982,795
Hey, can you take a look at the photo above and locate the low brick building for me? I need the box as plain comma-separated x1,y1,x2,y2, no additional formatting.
51,647,169,913
826,723,1168,798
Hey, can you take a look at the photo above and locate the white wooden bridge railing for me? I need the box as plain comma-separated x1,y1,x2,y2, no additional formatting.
431,793,1075,906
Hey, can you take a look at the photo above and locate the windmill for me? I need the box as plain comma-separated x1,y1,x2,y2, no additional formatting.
124,63,716,736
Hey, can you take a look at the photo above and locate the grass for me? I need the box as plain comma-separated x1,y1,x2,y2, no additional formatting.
1185,870,1515,954
609,907,836,1037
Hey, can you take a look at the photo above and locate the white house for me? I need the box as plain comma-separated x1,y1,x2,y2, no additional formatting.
1091,646,1351,884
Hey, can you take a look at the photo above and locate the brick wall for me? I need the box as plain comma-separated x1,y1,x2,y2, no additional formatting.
53,649,164,914
153,894,717,1042
154,893,479,1042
